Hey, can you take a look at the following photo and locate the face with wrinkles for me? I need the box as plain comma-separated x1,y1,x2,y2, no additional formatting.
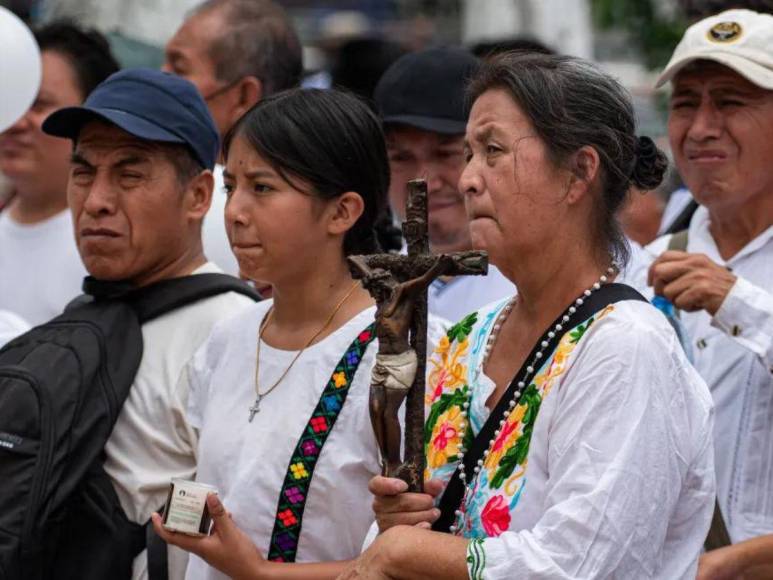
668,63,773,213
460,88,571,269
68,122,210,284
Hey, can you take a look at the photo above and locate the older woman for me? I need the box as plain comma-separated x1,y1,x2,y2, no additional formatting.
342,52,715,579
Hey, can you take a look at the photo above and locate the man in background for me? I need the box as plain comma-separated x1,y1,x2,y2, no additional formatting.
374,48,515,321
164,0,302,282
0,22,119,325
630,9,773,578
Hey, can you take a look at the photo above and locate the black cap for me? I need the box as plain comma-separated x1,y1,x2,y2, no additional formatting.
43,68,219,170
374,47,480,135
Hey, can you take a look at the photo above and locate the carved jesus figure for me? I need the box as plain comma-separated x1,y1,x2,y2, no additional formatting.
348,178,487,489
348,255,478,476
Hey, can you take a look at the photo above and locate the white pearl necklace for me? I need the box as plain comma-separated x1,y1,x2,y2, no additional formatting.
449,265,617,533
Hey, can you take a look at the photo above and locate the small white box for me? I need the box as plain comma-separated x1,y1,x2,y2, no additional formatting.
162,479,218,536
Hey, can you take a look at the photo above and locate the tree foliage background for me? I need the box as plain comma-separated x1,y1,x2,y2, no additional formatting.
592,0,773,70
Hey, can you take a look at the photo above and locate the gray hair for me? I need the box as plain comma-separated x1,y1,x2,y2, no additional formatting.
193,0,302,96
468,51,668,267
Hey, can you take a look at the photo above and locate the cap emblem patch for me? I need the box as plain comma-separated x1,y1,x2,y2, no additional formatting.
707,21,742,43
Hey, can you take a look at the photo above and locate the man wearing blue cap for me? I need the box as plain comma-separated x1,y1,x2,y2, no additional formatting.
42,68,256,579
374,48,515,322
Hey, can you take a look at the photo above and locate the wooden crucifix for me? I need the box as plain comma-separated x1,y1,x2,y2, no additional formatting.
348,179,488,492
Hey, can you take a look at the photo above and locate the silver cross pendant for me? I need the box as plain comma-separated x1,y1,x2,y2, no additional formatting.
248,395,262,423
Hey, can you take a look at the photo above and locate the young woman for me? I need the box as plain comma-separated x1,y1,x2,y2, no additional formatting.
152,88,444,579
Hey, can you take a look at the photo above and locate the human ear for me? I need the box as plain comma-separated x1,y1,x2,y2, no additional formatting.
185,170,214,221
565,145,601,204
229,76,262,127
327,191,365,237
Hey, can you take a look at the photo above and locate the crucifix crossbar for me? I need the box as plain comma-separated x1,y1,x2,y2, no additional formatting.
348,179,488,492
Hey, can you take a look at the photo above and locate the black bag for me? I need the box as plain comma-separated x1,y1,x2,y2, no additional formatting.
0,273,260,580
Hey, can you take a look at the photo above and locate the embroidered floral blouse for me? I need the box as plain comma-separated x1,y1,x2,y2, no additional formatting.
425,297,716,579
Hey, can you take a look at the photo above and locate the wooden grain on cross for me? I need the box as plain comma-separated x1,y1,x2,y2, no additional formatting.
348,179,487,492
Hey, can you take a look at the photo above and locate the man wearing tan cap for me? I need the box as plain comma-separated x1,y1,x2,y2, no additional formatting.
629,8,773,578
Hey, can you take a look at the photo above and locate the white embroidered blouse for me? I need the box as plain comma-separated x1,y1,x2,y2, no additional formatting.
425,297,715,579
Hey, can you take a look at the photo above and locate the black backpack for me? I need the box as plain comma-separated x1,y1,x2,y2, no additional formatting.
0,273,260,580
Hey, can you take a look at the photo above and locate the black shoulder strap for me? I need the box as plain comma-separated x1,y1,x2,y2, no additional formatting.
146,511,169,580
663,199,698,235
128,273,261,323
433,283,646,533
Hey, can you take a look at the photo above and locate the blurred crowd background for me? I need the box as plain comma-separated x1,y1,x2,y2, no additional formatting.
1,0,772,247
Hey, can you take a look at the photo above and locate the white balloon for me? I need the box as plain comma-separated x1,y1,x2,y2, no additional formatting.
0,7,41,132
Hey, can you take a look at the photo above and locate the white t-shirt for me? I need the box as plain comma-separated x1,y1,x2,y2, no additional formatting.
0,309,29,348
202,166,239,276
101,262,256,580
0,209,86,325
627,205,773,543
185,300,447,579
428,264,515,323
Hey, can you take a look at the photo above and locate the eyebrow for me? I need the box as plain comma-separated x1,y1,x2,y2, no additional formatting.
471,125,495,143
71,152,93,168
222,169,277,180
670,87,699,99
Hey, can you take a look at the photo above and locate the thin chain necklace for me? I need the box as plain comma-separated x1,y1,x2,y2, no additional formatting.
449,264,617,533
248,281,360,422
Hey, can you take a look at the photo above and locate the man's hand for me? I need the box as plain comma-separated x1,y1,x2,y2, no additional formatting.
648,250,737,316
370,476,445,532
152,493,264,580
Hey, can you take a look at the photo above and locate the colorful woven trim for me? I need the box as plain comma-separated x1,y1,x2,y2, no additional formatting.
467,538,486,580
267,324,377,562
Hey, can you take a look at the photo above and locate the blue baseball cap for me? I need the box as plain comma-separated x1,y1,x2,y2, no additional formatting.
43,68,219,170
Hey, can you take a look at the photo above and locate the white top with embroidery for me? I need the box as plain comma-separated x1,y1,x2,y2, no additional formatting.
427,297,715,580
185,300,446,579
626,205,773,543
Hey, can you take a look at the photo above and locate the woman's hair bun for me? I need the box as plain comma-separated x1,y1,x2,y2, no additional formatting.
630,135,668,191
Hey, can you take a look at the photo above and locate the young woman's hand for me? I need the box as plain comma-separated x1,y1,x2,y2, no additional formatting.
369,476,445,532
152,493,265,580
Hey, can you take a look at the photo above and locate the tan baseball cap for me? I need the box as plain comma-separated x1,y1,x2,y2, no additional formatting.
656,9,773,90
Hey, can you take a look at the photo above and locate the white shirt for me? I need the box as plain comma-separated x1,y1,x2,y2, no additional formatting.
463,299,715,579
203,165,239,276
428,264,515,323
0,309,28,347
0,209,86,325
627,205,773,543
102,263,255,580
185,300,447,579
